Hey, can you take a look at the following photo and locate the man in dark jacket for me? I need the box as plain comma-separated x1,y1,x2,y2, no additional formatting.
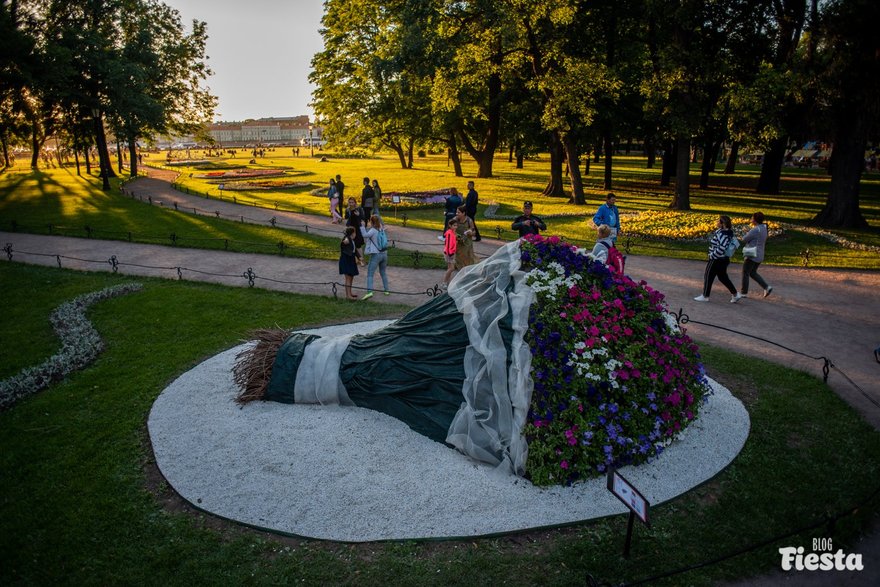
464,180,481,241
335,175,345,217
512,201,546,237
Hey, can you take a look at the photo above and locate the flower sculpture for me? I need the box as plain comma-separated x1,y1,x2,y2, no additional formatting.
519,234,707,485
234,236,708,487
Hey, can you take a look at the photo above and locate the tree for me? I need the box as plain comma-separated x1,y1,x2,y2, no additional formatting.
311,0,435,168
809,0,878,228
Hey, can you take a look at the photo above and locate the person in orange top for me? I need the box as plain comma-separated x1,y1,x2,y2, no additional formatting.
443,218,459,284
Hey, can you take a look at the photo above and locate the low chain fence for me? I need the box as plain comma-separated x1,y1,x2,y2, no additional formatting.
1,242,446,300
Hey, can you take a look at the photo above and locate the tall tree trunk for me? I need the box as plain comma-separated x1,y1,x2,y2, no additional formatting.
543,132,566,197
699,135,717,189
584,149,591,175
562,134,586,205
603,130,613,190
645,138,656,169
127,134,138,177
669,136,691,210
1,133,9,167
724,141,739,174
447,132,463,177
116,140,123,173
756,136,787,194
515,140,524,169
406,138,414,169
391,141,407,169
93,112,117,181
811,112,869,228
660,139,676,186
508,143,514,163
30,125,41,168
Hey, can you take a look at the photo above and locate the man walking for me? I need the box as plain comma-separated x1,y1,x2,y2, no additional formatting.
464,180,481,241
335,174,345,218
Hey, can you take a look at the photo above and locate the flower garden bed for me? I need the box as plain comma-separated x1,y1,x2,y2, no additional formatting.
220,181,312,191
193,169,288,181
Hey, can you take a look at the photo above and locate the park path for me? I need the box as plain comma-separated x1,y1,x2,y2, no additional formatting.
3,167,880,584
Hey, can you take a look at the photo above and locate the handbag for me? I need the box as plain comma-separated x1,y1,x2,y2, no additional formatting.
742,244,758,259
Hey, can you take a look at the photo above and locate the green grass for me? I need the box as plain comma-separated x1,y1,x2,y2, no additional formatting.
3,150,880,269
0,164,445,269
2,261,879,585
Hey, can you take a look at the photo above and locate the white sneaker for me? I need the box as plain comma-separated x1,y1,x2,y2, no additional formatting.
731,293,742,303
693,295,709,302
739,292,749,298
437,235,445,241
763,286,773,298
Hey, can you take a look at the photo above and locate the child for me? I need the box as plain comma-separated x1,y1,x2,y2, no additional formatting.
338,226,360,300
589,224,625,274
443,218,459,284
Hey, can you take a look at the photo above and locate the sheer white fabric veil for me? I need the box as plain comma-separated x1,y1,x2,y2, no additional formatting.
447,240,534,476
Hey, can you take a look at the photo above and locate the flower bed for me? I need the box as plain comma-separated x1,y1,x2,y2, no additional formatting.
0,283,144,411
520,235,709,485
193,169,288,180
220,181,312,191
622,210,784,241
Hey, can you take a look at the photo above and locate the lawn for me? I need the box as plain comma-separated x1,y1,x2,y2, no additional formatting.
2,150,879,269
1,261,879,586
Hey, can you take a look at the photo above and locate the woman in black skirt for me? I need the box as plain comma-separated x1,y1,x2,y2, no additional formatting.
338,226,360,300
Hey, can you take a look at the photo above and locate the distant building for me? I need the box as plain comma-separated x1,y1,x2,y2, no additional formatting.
207,116,323,147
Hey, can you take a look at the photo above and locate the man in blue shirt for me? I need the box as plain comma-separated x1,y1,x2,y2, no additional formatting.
593,193,621,242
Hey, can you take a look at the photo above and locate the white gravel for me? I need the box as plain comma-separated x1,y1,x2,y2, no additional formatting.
148,321,750,542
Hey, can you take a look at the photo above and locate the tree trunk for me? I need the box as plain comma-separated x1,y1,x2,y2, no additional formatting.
1,133,9,167
508,143,514,163
584,150,591,175
515,140,524,169
561,134,586,205
542,132,566,197
645,138,656,169
448,132,463,177
660,139,676,186
30,125,41,168
756,136,787,194
116,140,123,173
93,112,117,179
669,136,691,210
811,113,869,228
699,136,717,189
128,134,138,177
390,140,407,169
603,130,613,190
724,141,739,174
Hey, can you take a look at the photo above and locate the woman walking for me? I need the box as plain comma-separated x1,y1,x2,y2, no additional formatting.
359,214,390,299
328,178,342,224
740,211,773,298
694,215,741,303
371,179,382,216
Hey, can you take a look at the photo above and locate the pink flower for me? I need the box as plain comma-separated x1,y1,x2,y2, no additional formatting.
560,460,570,469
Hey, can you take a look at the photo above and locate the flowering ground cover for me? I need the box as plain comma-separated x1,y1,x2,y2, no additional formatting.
520,235,708,485
622,210,785,241
193,168,287,180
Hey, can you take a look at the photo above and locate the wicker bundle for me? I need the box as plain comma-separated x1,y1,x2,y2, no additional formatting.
232,328,290,404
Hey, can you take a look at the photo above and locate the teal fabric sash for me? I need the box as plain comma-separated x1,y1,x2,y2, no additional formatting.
265,333,320,403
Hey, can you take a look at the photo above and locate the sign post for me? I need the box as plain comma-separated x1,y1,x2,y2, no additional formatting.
392,194,401,218
606,469,650,558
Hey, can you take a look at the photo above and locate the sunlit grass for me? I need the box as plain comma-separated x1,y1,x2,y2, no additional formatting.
4,149,879,269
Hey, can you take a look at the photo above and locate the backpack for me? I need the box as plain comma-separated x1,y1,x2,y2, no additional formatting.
375,228,388,252
598,241,626,274
725,236,740,257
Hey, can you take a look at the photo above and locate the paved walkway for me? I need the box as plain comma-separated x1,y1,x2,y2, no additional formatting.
2,168,879,583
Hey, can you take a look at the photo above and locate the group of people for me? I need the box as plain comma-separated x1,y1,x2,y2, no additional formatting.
694,211,772,303
337,179,772,306
328,175,382,226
